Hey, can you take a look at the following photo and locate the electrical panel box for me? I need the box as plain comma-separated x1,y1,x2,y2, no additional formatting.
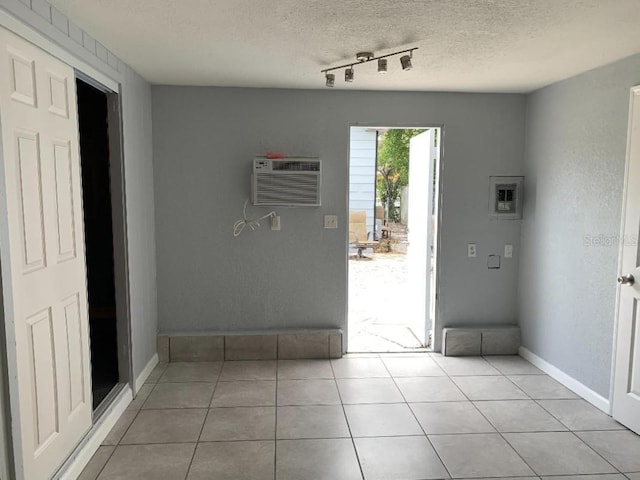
489,176,523,219
252,157,321,207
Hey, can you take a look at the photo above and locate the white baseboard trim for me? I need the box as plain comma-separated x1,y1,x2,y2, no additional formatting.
134,353,159,393
56,385,132,480
519,347,611,414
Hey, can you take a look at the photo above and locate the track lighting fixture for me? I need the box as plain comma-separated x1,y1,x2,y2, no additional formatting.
345,67,354,82
400,53,412,71
321,47,417,87
325,73,335,87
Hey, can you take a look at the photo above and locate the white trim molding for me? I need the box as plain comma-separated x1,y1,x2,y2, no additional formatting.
134,353,159,394
0,8,119,91
519,346,611,414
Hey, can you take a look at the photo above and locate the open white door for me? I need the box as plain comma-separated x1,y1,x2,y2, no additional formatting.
612,85,640,434
407,130,435,346
0,27,92,479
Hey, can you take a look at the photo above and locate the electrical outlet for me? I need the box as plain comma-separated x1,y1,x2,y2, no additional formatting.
324,215,338,229
505,244,513,258
468,243,477,258
271,215,280,231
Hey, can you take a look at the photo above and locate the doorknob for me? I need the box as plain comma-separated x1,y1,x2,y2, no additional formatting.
618,274,635,286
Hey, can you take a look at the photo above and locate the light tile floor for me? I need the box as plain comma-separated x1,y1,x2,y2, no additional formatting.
80,354,640,480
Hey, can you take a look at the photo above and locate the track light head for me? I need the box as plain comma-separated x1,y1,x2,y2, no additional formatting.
345,67,354,82
325,73,335,87
400,54,412,71
377,58,387,74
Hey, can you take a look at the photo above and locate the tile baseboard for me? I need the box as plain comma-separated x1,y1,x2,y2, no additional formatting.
442,326,520,356
158,330,343,362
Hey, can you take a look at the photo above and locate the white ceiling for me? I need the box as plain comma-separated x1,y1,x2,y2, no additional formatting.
51,0,640,93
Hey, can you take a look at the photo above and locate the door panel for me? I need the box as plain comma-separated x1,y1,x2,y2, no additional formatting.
27,307,58,451
53,139,77,262
613,85,640,433
62,293,86,414
46,73,69,118
15,129,47,272
8,51,37,107
0,27,92,479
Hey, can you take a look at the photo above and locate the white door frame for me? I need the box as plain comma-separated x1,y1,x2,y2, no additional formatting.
75,72,135,408
345,123,445,352
0,9,133,478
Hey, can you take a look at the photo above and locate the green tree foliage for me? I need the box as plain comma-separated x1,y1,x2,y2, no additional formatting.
377,129,425,221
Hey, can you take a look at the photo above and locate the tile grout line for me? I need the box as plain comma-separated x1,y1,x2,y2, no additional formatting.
182,361,222,480
89,356,632,479
330,358,366,480
500,372,624,475
89,443,117,480
439,357,542,478
274,359,278,480
379,355,454,480
533,397,601,430
90,365,166,479
487,360,623,477
113,378,157,442
565,430,622,474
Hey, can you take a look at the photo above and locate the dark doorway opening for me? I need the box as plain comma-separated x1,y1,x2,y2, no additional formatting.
76,79,119,409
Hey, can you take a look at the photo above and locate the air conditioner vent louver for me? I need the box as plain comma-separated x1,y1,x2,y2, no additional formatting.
252,157,321,206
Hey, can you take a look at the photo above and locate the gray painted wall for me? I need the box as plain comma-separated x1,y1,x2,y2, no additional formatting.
0,0,157,386
152,87,526,343
519,53,640,397
121,67,158,382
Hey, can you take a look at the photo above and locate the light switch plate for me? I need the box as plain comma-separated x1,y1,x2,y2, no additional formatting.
324,215,338,229
271,215,281,231
468,243,477,258
505,244,513,258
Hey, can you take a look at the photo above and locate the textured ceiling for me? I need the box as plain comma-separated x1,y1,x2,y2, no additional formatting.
50,0,640,92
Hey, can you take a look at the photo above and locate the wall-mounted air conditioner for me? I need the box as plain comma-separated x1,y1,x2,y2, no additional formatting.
252,157,321,207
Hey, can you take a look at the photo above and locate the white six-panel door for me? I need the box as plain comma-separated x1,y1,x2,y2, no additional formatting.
612,85,640,434
0,27,92,479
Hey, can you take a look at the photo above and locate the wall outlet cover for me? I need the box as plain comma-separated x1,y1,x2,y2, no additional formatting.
468,243,477,258
324,215,338,229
